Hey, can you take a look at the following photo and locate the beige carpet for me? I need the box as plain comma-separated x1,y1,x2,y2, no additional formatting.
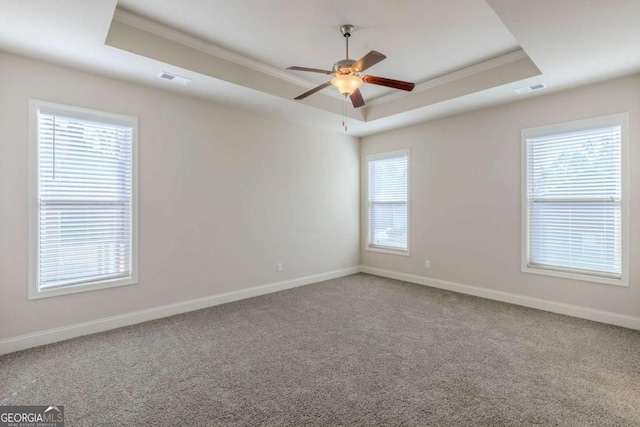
1,273,639,426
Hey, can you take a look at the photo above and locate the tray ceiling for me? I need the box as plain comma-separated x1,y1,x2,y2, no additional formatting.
1,1,639,136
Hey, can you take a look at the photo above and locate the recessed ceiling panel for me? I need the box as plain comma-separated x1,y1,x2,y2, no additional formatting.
118,0,521,99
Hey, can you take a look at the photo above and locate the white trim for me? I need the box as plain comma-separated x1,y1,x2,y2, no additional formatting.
520,112,630,287
366,149,411,162
366,246,410,256
113,9,529,107
521,264,626,287
361,266,640,330
365,149,411,256
111,9,336,96
28,99,139,299
367,49,528,106
4,264,639,355
0,267,360,355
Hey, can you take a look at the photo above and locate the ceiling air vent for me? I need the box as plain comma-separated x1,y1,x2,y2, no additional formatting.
514,82,547,94
157,71,191,85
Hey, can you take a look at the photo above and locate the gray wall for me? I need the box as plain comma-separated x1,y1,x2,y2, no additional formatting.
0,52,360,339
361,74,640,318
2,49,638,342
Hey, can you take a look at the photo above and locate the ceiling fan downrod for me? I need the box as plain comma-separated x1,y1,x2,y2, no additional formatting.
341,25,354,60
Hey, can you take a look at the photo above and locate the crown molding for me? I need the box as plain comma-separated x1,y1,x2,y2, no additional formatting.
367,49,529,106
113,8,331,94
109,9,538,123
113,8,531,109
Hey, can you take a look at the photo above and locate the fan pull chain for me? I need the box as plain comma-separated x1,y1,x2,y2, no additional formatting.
342,94,348,132
342,94,344,129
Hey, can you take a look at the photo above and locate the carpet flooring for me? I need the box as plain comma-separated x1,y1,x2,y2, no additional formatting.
1,273,640,426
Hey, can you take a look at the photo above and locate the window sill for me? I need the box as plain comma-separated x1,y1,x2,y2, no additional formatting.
521,264,627,287
28,276,138,300
366,246,410,257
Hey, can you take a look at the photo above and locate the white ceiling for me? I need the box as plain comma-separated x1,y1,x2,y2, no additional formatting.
117,0,520,100
1,0,639,136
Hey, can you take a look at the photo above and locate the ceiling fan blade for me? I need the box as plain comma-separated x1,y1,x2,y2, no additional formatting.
294,81,333,100
287,66,333,74
362,75,415,91
350,89,365,108
352,51,386,72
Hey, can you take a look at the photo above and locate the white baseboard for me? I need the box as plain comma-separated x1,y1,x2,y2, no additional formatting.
4,265,638,355
0,266,360,355
361,266,640,331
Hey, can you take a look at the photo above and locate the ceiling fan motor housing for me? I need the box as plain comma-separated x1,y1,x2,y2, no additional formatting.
340,25,354,38
333,59,357,75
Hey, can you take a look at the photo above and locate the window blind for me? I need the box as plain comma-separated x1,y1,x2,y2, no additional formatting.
525,125,622,278
37,111,134,290
368,152,408,251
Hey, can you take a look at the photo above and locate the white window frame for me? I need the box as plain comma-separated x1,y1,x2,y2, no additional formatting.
365,149,410,256
28,100,139,299
521,113,629,287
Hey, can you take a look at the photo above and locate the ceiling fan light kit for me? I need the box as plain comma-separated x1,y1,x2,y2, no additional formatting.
287,24,416,125
331,25,362,96
331,74,363,95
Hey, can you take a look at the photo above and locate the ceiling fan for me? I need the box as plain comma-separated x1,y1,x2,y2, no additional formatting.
287,25,416,109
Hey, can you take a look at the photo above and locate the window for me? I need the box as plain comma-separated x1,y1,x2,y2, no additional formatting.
366,149,409,255
522,113,628,286
29,100,138,298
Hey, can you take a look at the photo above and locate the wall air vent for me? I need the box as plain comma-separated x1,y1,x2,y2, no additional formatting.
514,82,547,94
157,71,191,85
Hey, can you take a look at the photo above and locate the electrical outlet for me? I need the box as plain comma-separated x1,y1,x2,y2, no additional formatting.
277,263,283,272
424,260,431,268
